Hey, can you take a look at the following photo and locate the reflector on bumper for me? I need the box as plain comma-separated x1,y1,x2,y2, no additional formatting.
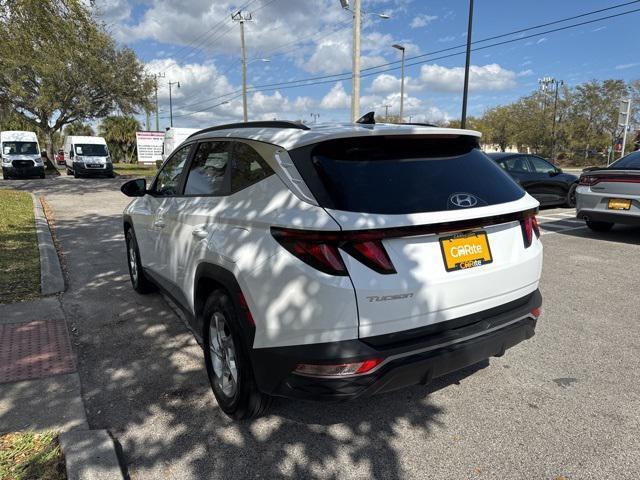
293,358,383,377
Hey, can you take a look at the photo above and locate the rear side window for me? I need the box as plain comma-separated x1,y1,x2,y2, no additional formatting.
610,151,640,169
230,142,274,193
289,135,525,214
499,156,532,173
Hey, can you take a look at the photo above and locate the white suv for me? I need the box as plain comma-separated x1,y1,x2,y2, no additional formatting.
121,119,543,419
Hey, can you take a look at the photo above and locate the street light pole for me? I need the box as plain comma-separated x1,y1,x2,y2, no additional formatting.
550,79,564,161
460,0,474,129
351,0,361,122
310,113,320,123
168,81,180,128
153,73,165,131
392,44,405,122
233,11,252,123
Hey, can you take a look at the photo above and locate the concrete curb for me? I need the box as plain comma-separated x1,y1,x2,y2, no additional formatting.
59,429,125,480
31,193,65,295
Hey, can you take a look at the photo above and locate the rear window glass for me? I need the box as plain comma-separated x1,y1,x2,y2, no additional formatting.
609,151,640,170
289,136,525,214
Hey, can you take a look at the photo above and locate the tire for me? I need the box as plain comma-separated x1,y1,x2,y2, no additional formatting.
586,220,614,232
2,169,9,180
40,173,46,179
565,184,577,208
125,229,156,294
73,169,80,178
203,290,270,419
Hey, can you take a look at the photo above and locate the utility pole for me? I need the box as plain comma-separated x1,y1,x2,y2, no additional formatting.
550,79,564,161
152,73,165,131
232,11,252,123
351,0,361,122
619,98,632,160
382,104,392,122
392,44,405,122
310,113,320,123
168,81,180,127
460,0,474,129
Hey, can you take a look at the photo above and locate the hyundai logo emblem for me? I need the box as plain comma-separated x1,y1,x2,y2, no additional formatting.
449,193,480,208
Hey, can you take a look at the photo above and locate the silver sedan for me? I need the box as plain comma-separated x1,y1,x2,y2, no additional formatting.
576,151,640,232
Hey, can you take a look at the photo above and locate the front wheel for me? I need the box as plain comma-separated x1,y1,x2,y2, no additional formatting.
203,290,270,419
565,184,577,208
125,229,156,293
586,220,614,232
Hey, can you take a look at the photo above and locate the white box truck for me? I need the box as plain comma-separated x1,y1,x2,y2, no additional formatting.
1,130,45,179
64,135,114,178
162,128,198,161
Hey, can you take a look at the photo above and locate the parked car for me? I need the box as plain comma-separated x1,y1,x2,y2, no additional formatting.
576,151,640,231
0,130,45,179
486,152,578,207
55,149,65,165
64,135,114,178
121,120,543,419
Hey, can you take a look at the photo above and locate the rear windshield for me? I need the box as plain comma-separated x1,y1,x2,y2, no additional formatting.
609,151,640,170
289,135,525,214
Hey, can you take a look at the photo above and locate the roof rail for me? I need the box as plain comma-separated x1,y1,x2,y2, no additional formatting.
188,120,310,138
398,122,440,127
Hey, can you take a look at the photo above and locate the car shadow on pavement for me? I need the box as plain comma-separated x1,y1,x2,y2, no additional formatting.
554,224,640,246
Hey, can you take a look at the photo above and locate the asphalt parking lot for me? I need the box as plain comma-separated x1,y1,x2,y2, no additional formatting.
3,176,640,479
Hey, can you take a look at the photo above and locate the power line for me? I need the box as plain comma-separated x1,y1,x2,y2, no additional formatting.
171,5,640,117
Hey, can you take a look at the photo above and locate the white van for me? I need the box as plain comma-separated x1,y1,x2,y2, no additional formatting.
64,135,113,178
1,130,45,179
163,128,198,161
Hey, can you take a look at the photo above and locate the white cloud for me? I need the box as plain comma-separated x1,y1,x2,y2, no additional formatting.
517,69,533,77
320,82,350,110
536,37,547,45
438,35,456,43
418,64,517,92
615,63,639,70
410,14,437,28
521,60,532,66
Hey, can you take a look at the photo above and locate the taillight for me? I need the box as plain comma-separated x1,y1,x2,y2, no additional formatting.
293,358,383,377
271,227,396,276
578,175,597,186
520,215,539,248
342,240,396,274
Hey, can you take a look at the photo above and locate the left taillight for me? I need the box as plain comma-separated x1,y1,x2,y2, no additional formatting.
271,228,396,276
520,214,540,248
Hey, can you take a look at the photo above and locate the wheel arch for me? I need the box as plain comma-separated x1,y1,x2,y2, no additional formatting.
194,263,255,346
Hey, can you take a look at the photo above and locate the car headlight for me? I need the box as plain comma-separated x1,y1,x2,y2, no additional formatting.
1,157,10,164
106,156,112,163
34,157,43,165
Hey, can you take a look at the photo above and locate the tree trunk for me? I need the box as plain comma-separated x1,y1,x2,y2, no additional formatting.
42,128,58,172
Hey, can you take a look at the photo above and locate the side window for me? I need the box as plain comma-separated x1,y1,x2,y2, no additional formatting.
501,156,531,173
153,144,191,196
184,141,231,196
230,142,274,193
529,156,556,174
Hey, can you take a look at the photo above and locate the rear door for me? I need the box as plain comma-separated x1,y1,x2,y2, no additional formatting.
289,135,542,338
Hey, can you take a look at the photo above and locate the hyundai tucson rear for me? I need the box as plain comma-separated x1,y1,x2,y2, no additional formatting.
122,123,543,419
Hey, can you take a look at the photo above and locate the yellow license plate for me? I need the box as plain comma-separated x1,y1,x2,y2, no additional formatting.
607,198,631,210
439,231,493,272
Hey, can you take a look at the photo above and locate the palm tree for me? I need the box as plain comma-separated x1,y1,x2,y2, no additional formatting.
98,116,141,163
63,121,94,137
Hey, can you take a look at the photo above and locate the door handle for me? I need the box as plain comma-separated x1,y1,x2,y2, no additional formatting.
192,227,208,239
153,220,166,228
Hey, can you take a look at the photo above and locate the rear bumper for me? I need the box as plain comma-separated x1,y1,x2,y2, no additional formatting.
2,165,45,177
251,289,541,400
576,209,640,226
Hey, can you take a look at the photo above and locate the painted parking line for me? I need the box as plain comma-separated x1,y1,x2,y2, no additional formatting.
540,224,588,236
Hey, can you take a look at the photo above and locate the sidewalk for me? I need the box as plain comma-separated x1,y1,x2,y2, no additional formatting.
0,297,86,434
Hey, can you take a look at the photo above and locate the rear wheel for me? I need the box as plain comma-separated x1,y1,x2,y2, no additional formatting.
565,184,577,208
586,220,614,232
125,229,156,293
203,290,270,419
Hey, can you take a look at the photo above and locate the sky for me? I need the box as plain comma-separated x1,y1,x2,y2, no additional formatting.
94,0,640,130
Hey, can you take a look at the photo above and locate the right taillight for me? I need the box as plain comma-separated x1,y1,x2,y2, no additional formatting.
578,175,597,186
520,215,540,248
271,228,396,276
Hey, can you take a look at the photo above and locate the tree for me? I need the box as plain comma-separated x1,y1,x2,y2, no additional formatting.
98,116,140,163
63,121,95,137
479,106,514,152
0,0,154,164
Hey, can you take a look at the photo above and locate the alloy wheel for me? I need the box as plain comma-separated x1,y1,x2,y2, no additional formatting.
209,312,238,398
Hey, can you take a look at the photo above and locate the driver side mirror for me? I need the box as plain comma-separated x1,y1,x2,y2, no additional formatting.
121,178,147,197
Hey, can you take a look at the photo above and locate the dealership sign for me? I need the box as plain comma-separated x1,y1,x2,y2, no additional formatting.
135,131,164,165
